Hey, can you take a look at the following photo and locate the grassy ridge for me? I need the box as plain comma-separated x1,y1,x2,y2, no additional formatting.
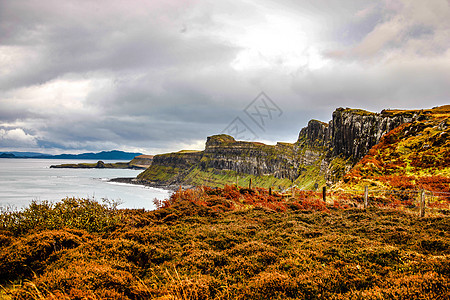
138,166,296,190
182,168,294,190
1,187,449,299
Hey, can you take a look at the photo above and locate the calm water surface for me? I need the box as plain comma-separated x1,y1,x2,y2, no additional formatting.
0,159,171,210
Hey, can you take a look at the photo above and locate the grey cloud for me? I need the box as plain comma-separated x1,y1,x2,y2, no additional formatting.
0,0,448,155
0,105,38,123
291,61,450,112
0,0,240,90
326,0,450,60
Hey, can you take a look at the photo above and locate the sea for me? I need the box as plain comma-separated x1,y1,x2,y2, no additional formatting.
0,158,171,210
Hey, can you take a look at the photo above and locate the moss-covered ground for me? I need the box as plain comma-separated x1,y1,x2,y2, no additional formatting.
1,187,449,299
183,168,294,190
137,165,183,183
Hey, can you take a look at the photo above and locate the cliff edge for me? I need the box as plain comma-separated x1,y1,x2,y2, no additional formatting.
137,106,449,191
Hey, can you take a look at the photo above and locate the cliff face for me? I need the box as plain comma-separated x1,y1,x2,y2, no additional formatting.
150,151,202,169
129,155,154,169
138,107,439,189
292,108,424,185
297,120,330,148
296,108,423,162
340,106,450,191
138,135,298,188
137,151,203,185
201,135,298,180
330,108,422,162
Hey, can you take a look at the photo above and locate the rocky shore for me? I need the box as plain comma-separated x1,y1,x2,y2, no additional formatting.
50,155,153,170
109,177,191,191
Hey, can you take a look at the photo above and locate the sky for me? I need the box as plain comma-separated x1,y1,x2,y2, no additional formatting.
1,0,449,155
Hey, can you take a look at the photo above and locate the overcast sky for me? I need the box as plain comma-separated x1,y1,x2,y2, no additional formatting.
1,0,449,154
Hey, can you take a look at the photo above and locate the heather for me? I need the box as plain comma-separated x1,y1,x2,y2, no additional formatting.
1,187,449,299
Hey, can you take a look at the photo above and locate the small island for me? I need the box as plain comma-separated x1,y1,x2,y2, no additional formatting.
50,155,153,170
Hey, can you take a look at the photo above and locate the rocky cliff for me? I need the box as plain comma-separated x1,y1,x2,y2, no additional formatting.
340,106,450,191
129,155,154,169
329,108,423,162
295,108,423,161
200,135,298,179
293,108,425,185
137,136,297,189
137,106,443,190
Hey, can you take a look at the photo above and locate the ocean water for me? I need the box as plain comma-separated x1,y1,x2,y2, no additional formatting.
0,159,171,210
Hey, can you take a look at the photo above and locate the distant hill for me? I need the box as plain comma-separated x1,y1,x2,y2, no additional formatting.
0,152,49,157
49,150,143,160
0,150,143,160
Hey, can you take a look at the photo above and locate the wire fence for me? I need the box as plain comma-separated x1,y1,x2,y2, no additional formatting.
316,186,450,217
205,176,450,217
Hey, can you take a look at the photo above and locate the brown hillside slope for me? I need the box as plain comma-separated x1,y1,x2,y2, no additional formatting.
1,192,449,299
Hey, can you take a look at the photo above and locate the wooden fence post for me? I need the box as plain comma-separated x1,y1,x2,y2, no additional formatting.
419,189,425,217
322,186,326,202
249,178,252,190
364,186,369,209
236,175,239,188
292,186,295,198
269,187,272,196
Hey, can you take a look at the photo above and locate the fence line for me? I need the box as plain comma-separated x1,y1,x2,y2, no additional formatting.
318,186,449,217
224,176,449,217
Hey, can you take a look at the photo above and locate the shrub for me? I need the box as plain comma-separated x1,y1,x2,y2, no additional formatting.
0,230,85,282
0,198,123,235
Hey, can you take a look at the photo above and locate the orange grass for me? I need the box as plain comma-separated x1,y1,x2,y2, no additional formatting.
1,190,449,299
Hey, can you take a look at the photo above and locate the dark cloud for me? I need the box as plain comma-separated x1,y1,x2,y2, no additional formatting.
0,0,449,155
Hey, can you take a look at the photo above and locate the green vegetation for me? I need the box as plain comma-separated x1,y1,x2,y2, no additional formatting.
207,134,236,145
140,165,295,190
177,150,203,154
183,167,294,190
1,189,449,299
294,163,326,190
0,197,122,236
137,165,182,183
340,108,377,117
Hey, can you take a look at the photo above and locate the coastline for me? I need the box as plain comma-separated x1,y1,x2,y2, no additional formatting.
109,177,193,192
0,159,168,210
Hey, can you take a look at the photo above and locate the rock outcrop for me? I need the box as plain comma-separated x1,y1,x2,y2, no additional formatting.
150,151,203,170
137,136,298,188
50,154,153,169
129,155,154,169
137,107,434,189
201,135,298,179
330,108,422,162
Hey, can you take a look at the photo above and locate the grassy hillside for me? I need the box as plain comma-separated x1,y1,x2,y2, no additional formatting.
1,189,449,299
339,106,450,192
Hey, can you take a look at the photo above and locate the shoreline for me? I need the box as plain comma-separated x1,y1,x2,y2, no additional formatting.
109,177,193,192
